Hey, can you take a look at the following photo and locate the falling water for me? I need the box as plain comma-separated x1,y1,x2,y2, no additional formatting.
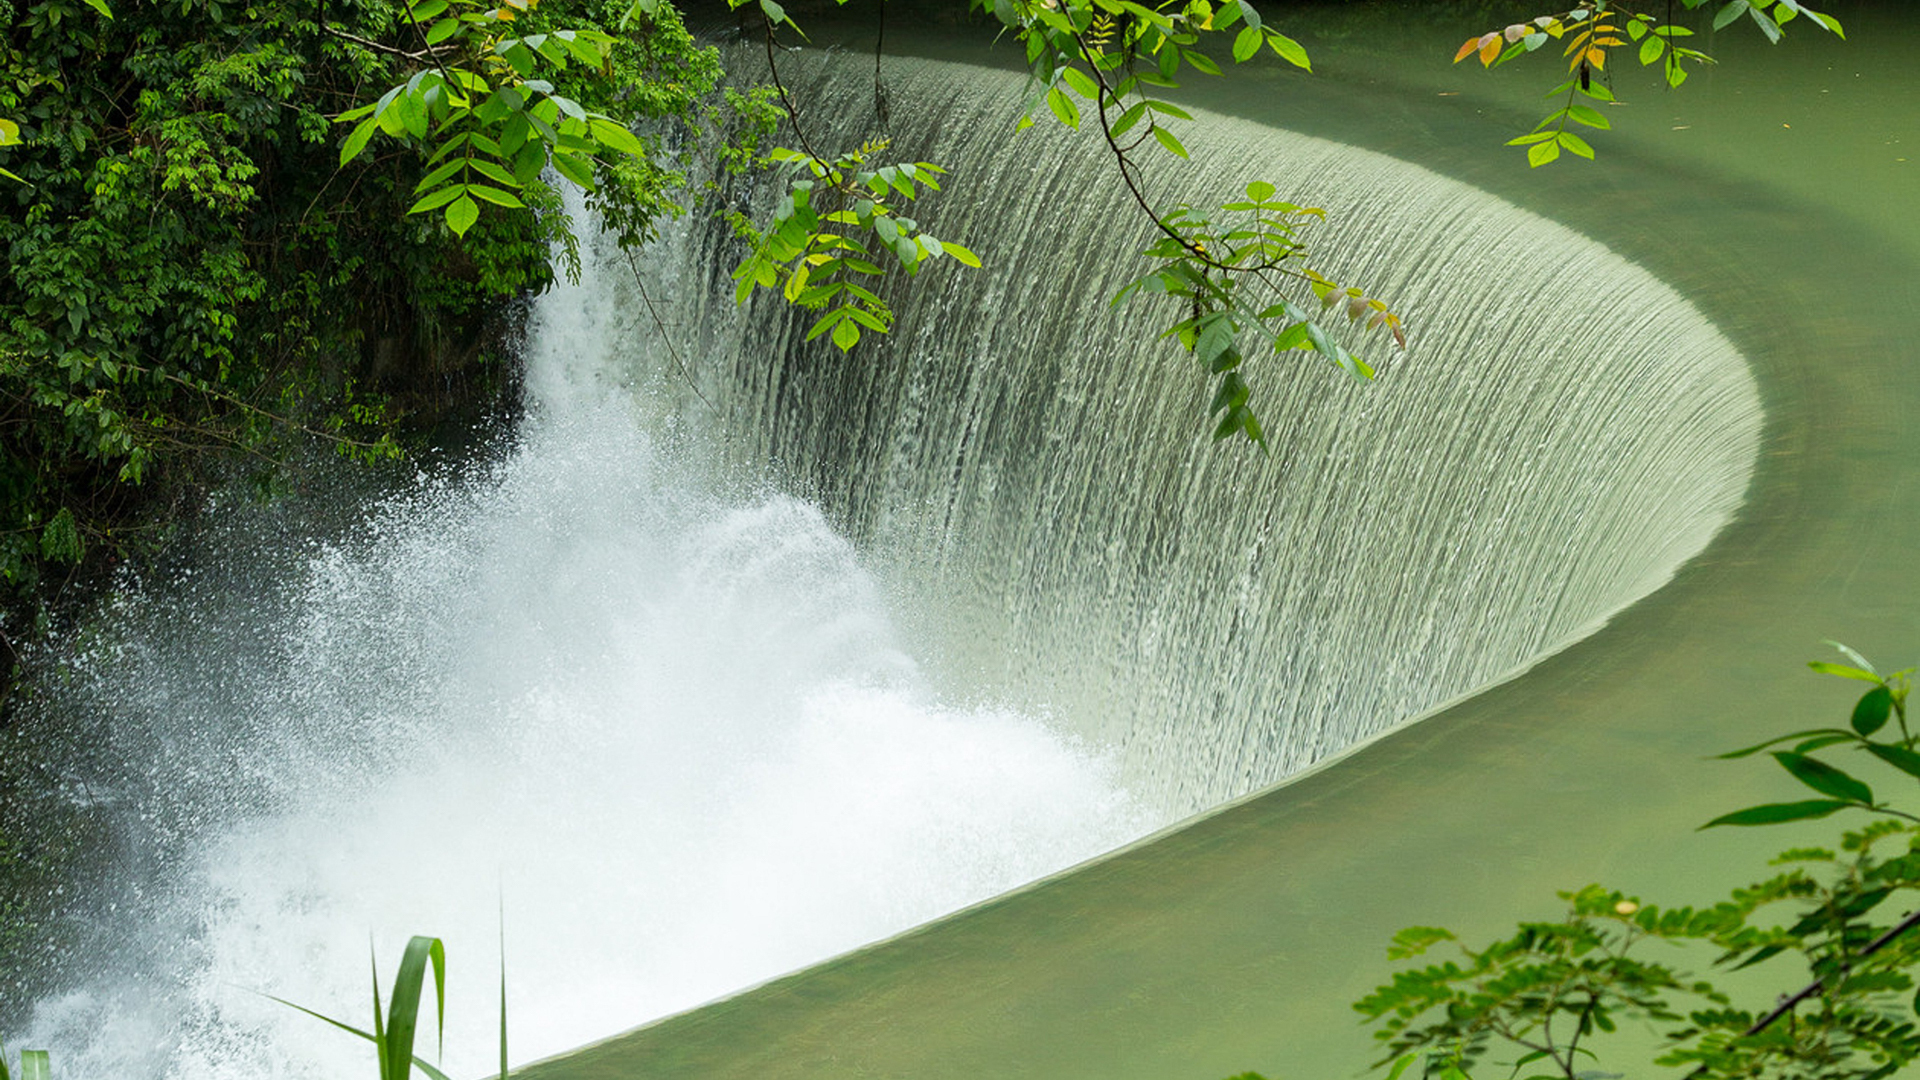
613,54,1766,813
19,55,1761,1079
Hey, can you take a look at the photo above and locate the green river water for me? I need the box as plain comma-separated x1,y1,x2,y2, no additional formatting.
522,4,1920,1077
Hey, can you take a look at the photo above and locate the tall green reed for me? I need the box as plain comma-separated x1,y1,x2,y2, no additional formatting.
278,933,509,1080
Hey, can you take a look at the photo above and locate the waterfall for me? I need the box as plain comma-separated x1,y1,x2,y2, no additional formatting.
618,53,1764,813
18,54,1760,1080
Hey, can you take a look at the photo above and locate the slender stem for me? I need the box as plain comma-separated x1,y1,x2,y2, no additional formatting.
323,25,447,62
620,248,716,412
1070,32,1305,284
760,17,828,168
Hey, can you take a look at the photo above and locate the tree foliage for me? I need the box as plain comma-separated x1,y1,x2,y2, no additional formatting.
1353,649,1920,1080
1452,0,1843,165
0,0,740,663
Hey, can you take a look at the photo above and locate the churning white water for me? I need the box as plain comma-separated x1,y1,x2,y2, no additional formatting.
20,216,1152,1079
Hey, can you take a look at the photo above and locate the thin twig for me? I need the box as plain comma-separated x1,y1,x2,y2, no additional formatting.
620,248,715,412
323,25,448,62
1072,32,1307,285
1682,907,1920,1079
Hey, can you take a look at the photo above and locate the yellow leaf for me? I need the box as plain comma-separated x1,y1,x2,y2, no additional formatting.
1587,47,1607,69
1477,33,1501,66
1453,36,1481,63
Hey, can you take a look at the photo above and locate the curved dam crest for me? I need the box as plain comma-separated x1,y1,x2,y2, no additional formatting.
626,53,1764,815
18,53,1764,1080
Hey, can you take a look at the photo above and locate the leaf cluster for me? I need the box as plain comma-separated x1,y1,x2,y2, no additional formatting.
1452,0,1843,165
978,0,1405,445
730,141,979,352
1352,647,1920,1080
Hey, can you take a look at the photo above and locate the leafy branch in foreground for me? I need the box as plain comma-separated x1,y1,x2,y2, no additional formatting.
725,0,980,354
1454,0,1844,166
1347,645,1920,1080
729,142,979,352
735,0,1403,447
334,0,655,238
992,0,1406,448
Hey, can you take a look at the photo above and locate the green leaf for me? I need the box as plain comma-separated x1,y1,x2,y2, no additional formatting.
1181,48,1221,76
1853,685,1895,736
1152,125,1189,159
831,313,860,351
1196,316,1236,366
1061,66,1100,100
1386,926,1456,960
1527,139,1561,167
415,157,467,193
1864,742,1920,780
942,242,982,268
1772,751,1873,803
1639,35,1667,64
396,89,430,140
1213,405,1246,441
1810,661,1883,683
1557,132,1595,159
1567,104,1611,129
550,150,594,188
1046,86,1080,129
586,118,646,159
1718,727,1850,758
40,507,82,564
341,117,379,166
18,1052,48,1080
1266,30,1310,71
465,157,520,188
1824,640,1881,676
408,184,467,214
464,184,526,208
1110,101,1148,139
81,0,110,15
444,194,480,236
1233,26,1261,63
1703,799,1851,828
381,935,447,1080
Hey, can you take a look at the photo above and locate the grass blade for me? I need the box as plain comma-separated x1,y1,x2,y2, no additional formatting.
267,992,457,1080
18,1052,48,1080
499,900,510,1080
384,935,448,1080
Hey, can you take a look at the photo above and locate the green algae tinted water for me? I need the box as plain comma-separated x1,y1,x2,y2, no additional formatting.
520,5,1920,1078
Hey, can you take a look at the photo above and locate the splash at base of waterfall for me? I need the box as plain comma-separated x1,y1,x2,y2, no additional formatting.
21,307,1151,1080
